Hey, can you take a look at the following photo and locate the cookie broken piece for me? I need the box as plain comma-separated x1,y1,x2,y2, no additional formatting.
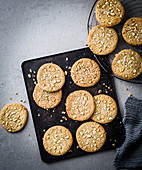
0,103,28,132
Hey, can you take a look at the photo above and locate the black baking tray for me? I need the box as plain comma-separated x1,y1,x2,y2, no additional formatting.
22,47,125,163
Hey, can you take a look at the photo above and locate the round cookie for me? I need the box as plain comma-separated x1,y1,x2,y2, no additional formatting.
112,49,142,80
43,126,73,156
33,84,62,109
66,90,95,121
76,122,106,152
0,103,28,132
91,94,118,124
96,0,125,27
71,58,101,87
37,63,65,92
88,25,118,55
122,17,142,46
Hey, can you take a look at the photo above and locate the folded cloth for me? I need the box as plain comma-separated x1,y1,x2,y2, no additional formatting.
114,96,142,169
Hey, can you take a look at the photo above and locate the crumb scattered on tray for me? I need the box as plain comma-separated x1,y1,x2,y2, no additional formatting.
60,119,63,122
125,87,128,91
23,100,26,103
106,91,108,93
38,113,40,117
66,57,68,61
43,129,45,132
112,144,115,146
29,69,32,73
15,92,18,95
28,74,31,78
85,44,88,46
10,98,12,100
65,71,67,75
129,93,132,96
68,66,71,70
20,99,23,102
98,89,102,93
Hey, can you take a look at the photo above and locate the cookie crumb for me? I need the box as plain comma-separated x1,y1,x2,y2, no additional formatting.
29,69,32,73
120,121,122,124
28,74,31,78
43,129,45,132
76,146,80,148
108,87,110,89
112,143,115,146
65,71,68,75
60,119,63,122
114,139,117,142
23,100,26,103
68,150,72,152
85,44,88,46
66,66,68,69
62,116,67,121
98,89,102,93
66,57,68,61
34,82,37,85
10,98,12,100
15,92,18,95
29,134,30,136
38,113,40,117
103,83,105,85
68,66,71,70
125,87,128,91
61,111,66,114
110,89,113,91
51,115,53,117
33,71,36,74
20,99,23,102
106,91,108,93
53,110,55,112
129,93,132,96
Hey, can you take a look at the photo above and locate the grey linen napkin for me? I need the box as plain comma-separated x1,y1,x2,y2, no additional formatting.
114,96,142,169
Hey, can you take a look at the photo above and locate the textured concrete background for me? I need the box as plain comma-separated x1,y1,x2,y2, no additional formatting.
0,0,142,170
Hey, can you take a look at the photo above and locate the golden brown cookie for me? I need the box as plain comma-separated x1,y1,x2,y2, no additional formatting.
91,94,118,124
0,103,28,132
76,122,106,152
43,126,73,156
122,17,142,46
71,58,101,87
33,84,62,109
88,25,118,55
37,63,65,92
66,90,95,121
96,0,125,27
112,49,142,80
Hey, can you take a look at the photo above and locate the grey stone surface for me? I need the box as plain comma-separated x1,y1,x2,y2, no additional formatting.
0,0,142,170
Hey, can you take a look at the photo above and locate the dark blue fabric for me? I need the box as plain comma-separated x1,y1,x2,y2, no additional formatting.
114,96,142,169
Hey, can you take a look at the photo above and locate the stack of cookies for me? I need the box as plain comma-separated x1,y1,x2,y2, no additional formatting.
33,63,65,110
88,0,142,80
